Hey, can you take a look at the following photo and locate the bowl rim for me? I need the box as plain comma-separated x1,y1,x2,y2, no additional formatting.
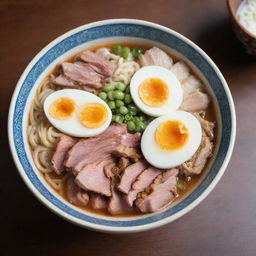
8,18,236,233
226,0,256,40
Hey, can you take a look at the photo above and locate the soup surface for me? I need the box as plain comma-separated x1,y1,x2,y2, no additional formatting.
28,43,216,217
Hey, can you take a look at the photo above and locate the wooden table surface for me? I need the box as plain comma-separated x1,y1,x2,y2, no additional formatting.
1,0,256,255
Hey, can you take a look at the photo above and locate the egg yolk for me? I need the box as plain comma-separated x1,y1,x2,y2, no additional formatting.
49,97,75,120
79,103,107,128
138,78,169,107
155,120,189,150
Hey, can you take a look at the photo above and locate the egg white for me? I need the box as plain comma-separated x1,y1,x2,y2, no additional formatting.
44,89,112,137
130,66,183,117
141,111,202,169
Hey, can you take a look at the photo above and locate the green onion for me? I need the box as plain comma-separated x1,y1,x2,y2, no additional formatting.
121,46,130,59
113,45,123,55
177,180,187,190
132,48,142,58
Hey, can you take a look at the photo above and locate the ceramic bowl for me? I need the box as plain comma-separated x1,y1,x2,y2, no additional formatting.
8,19,236,233
227,0,256,56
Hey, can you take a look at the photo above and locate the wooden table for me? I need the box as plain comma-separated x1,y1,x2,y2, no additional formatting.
1,0,256,255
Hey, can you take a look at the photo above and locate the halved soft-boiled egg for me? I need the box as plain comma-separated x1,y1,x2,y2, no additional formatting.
130,66,183,116
141,111,202,169
44,89,112,137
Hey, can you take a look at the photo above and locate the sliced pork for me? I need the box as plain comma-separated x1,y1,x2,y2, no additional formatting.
171,61,190,82
64,124,127,170
111,145,141,161
51,135,78,175
104,161,116,178
118,157,130,171
73,133,140,174
139,47,173,69
180,91,210,112
75,158,114,196
108,178,132,215
181,75,202,98
135,169,178,213
125,167,162,207
52,74,77,88
182,134,213,175
91,193,108,210
193,113,215,140
61,62,102,88
117,160,149,194
66,177,89,206
78,50,116,77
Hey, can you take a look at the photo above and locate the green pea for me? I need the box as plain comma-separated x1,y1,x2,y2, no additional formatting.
115,100,124,108
124,113,133,121
136,121,146,132
108,101,116,109
128,105,138,115
112,114,116,121
107,91,115,100
103,83,116,92
127,121,136,132
115,115,124,124
125,85,130,93
119,106,128,115
116,82,126,91
113,90,125,100
133,116,141,125
132,48,142,58
113,45,123,55
139,115,146,121
124,94,132,104
98,92,107,101
121,46,130,59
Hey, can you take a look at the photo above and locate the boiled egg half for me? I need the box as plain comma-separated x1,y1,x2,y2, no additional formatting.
130,66,183,116
44,89,112,137
141,111,202,169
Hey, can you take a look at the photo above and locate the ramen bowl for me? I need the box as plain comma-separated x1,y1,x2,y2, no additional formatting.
8,19,236,233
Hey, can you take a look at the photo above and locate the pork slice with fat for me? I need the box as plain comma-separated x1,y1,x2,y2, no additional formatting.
180,91,210,112
79,50,116,77
51,135,78,175
64,124,127,170
135,169,178,213
139,47,173,69
75,158,114,197
182,134,213,175
125,167,162,207
193,113,215,140
108,177,132,215
62,62,102,89
117,160,149,194
170,61,190,82
66,176,89,206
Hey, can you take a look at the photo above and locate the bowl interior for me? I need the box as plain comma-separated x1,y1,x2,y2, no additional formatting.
9,20,235,232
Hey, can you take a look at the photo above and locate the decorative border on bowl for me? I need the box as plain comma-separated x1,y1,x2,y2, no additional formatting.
8,19,235,232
